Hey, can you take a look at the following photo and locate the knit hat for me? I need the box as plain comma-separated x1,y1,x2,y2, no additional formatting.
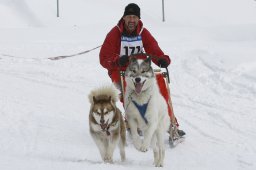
123,3,140,19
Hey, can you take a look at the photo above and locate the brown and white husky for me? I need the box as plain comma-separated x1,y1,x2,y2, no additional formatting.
88,86,126,163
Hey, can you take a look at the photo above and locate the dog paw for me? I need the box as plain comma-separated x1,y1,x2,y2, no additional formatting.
103,155,113,163
133,139,142,150
139,145,148,152
138,141,149,152
155,163,163,167
154,160,164,167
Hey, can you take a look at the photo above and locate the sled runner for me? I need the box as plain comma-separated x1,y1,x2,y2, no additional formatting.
158,69,185,147
120,66,184,147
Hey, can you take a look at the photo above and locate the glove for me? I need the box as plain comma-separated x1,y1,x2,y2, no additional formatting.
157,58,169,68
119,55,129,66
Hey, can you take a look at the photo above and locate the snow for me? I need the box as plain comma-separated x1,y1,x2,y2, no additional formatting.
0,0,256,169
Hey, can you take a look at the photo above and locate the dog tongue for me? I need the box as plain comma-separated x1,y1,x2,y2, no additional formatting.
135,83,143,94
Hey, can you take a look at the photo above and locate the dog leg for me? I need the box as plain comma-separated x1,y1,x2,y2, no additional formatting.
151,133,160,166
119,119,126,161
140,122,157,152
91,134,107,161
158,148,165,167
103,148,113,164
155,127,165,167
105,135,119,163
119,124,126,162
128,119,142,150
119,138,126,161
153,148,160,167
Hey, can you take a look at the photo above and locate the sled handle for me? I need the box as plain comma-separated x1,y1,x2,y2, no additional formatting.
166,68,170,84
120,71,125,99
161,68,170,84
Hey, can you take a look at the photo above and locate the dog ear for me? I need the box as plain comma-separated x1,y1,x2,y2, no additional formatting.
93,96,98,103
144,57,152,65
108,96,112,102
108,96,116,106
129,56,137,63
108,96,117,111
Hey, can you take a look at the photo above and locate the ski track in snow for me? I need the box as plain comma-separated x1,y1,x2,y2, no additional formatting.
0,56,101,93
1,40,256,170
2,43,256,169
170,49,256,169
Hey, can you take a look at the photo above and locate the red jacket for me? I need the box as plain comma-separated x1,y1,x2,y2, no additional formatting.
99,19,171,83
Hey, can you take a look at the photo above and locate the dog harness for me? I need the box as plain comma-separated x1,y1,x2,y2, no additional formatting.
125,91,151,124
132,100,148,124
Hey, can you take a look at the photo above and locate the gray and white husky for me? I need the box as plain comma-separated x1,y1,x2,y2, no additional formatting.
88,86,126,163
124,57,170,167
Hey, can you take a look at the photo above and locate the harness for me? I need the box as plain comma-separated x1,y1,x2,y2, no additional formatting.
132,100,149,124
125,92,151,124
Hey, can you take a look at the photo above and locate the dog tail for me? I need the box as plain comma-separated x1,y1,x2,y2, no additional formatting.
88,85,119,104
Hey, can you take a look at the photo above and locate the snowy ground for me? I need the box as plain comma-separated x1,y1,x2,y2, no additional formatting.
0,0,256,169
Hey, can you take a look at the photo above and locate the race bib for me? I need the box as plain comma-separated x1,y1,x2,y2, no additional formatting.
120,35,144,56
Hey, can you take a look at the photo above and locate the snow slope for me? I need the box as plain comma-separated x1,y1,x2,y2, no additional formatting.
0,0,256,169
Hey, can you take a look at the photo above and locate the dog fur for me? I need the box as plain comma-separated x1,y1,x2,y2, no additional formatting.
88,86,126,163
124,57,170,167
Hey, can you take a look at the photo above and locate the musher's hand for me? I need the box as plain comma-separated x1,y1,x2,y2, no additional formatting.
119,55,129,66
157,58,169,68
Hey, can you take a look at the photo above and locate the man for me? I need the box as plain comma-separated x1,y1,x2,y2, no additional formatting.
100,3,170,90
99,3,185,137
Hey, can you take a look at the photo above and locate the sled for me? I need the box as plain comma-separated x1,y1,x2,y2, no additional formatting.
120,67,183,148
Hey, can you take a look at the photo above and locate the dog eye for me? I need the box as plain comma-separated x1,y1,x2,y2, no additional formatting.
132,70,136,73
141,70,145,73
93,112,100,115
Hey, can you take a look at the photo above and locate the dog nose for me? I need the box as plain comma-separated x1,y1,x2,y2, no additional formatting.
135,77,141,83
100,117,104,124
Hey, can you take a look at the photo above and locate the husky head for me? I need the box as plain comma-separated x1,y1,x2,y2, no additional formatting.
125,57,154,94
90,96,116,130
88,86,118,131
